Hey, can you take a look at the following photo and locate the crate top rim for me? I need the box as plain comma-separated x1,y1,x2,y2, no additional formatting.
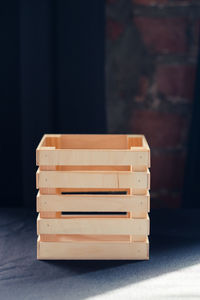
37,134,150,151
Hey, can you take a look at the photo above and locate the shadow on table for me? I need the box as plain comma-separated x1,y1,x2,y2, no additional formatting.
34,210,200,299
39,233,200,299
1,208,199,299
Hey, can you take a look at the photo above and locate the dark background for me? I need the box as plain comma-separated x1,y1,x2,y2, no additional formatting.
1,0,200,208
0,0,106,207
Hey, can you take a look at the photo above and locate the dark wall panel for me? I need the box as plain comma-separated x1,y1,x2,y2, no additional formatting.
56,1,106,133
0,2,21,206
0,0,106,207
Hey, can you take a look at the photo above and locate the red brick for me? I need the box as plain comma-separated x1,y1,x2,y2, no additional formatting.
134,17,188,54
107,19,124,41
129,110,188,148
156,64,196,100
151,152,186,191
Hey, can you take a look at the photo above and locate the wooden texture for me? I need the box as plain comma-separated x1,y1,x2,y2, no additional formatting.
36,134,150,167
36,169,150,189
37,191,150,218
39,234,146,242
36,134,150,260
37,214,149,235
37,149,150,167
37,236,149,260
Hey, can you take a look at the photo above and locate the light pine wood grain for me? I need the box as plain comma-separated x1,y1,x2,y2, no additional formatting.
36,134,150,167
37,236,149,260
36,168,150,189
37,214,150,235
36,134,151,260
37,191,150,218
37,148,150,167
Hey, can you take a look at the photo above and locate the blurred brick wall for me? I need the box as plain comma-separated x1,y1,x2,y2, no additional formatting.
106,0,200,208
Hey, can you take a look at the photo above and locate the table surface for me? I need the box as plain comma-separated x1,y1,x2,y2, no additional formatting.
0,208,200,300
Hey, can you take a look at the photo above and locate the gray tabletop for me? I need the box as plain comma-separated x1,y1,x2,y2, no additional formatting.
0,208,200,300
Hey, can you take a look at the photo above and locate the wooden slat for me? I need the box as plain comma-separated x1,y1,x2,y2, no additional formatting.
39,234,147,242
37,236,149,260
36,169,150,189
37,214,150,235
37,191,150,217
36,148,150,167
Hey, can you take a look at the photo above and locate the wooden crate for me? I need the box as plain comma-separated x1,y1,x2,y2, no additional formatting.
36,134,150,260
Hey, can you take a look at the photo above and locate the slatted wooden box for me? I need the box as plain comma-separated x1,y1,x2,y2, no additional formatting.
36,134,150,260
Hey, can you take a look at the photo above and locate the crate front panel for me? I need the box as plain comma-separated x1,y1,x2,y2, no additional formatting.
37,237,149,260
37,192,150,215
36,169,150,190
36,134,150,260
37,148,150,167
37,214,149,235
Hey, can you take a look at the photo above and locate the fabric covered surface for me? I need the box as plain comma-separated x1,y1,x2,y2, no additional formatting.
0,208,200,299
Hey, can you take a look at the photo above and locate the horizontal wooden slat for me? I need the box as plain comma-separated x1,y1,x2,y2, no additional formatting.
37,236,149,260
36,148,150,167
37,214,150,235
39,234,146,242
36,169,150,189
37,191,150,217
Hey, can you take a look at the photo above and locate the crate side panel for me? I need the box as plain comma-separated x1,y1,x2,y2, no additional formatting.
37,216,149,235
37,193,149,217
37,170,149,189
37,149,149,166
37,240,149,260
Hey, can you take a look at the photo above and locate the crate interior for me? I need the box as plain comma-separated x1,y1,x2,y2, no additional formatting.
39,234,143,243
40,134,144,149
